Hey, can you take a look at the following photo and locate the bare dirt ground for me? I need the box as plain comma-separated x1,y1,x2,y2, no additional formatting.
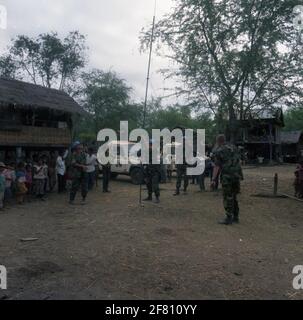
0,165,302,300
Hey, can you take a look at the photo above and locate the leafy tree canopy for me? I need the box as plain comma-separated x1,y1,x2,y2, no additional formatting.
141,0,302,141
78,69,140,135
284,106,303,131
0,31,87,90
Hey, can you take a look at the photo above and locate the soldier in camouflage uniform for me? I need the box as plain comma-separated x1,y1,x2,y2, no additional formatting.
69,143,89,205
174,136,190,196
174,164,189,195
143,141,161,203
212,135,243,225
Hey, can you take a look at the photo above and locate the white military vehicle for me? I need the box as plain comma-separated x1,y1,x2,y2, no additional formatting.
98,140,207,184
98,141,144,185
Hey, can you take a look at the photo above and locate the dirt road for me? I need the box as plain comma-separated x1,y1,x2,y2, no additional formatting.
0,165,302,300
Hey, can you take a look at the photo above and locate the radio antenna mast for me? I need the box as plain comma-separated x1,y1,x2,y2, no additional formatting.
142,0,157,129
140,0,157,205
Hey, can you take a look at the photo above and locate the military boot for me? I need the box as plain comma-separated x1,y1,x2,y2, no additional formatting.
218,216,233,225
233,216,239,224
233,206,240,223
143,195,152,201
155,196,160,204
174,189,180,196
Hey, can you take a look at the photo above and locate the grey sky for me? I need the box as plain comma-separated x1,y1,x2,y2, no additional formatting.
0,0,177,102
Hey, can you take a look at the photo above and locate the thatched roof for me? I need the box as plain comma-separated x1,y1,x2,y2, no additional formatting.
281,131,302,144
0,78,84,114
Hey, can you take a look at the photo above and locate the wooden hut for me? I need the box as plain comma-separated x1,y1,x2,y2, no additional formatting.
281,131,303,163
235,109,284,163
0,78,84,162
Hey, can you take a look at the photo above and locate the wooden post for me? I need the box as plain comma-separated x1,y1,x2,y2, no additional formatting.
269,124,273,163
274,173,278,196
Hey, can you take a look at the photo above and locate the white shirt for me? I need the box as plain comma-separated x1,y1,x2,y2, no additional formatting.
33,165,46,180
86,154,97,173
56,156,66,176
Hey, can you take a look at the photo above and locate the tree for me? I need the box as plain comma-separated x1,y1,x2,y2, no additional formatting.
80,69,140,135
0,55,18,79
141,0,302,142
143,98,216,143
1,31,87,90
284,107,303,131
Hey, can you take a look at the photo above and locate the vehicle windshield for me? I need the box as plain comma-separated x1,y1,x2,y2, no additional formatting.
115,143,138,157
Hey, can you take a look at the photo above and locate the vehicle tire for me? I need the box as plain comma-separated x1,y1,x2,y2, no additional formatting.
130,167,144,185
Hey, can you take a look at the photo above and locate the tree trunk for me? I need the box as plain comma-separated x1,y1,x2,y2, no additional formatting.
228,102,237,145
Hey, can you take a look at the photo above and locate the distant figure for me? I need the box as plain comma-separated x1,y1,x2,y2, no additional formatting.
174,164,189,196
210,152,220,191
33,158,46,201
191,153,207,191
25,164,33,196
206,156,214,182
167,162,173,182
160,153,167,184
56,150,66,194
143,140,161,203
102,162,111,193
294,159,303,198
69,143,88,205
197,168,206,192
86,148,98,191
15,162,27,205
42,156,49,193
100,148,111,193
3,163,16,207
212,135,243,225
0,162,6,210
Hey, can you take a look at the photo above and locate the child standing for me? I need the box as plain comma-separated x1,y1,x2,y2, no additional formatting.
43,157,49,194
15,162,28,205
3,163,16,207
33,158,46,200
25,164,33,196
0,162,6,211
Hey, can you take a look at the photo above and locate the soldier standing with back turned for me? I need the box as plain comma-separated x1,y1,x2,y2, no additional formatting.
174,139,189,196
69,142,88,205
143,140,161,203
212,135,243,225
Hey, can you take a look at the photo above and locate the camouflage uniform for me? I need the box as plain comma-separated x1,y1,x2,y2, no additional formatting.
176,164,189,193
214,144,243,221
69,152,88,202
195,158,212,191
144,163,161,199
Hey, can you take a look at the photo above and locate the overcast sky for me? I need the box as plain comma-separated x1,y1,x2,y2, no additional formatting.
0,0,177,102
